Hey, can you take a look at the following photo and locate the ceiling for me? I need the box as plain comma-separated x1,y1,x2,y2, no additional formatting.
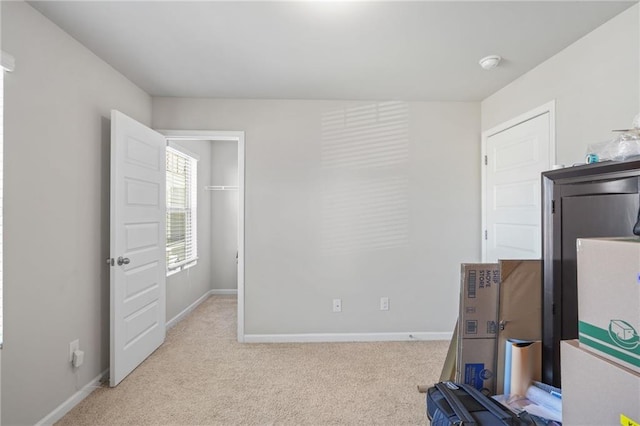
29,1,637,102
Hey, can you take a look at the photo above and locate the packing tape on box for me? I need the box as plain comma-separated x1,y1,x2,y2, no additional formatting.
621,414,640,426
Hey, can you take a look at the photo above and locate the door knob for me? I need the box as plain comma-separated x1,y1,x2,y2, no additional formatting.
117,256,130,266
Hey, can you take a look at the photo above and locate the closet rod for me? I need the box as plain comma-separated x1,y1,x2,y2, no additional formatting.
205,185,239,191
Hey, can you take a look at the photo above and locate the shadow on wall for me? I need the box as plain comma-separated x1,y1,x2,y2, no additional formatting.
321,102,410,255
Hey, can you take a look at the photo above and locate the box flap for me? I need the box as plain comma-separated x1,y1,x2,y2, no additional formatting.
495,260,542,394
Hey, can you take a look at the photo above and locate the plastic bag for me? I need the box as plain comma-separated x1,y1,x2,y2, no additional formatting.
586,133,640,162
633,112,640,129
586,113,640,162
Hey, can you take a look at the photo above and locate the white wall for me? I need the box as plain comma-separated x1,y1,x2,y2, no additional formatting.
1,2,152,425
0,2,4,422
481,4,640,166
153,98,481,337
166,140,213,322
210,140,238,291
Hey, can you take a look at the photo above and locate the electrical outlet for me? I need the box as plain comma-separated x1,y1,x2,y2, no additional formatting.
69,339,79,362
72,350,85,368
380,297,389,311
332,298,342,312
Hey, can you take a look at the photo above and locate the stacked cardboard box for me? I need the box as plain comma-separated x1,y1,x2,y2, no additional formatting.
562,340,640,425
576,238,640,373
494,260,542,394
560,238,640,425
456,263,500,393
455,261,541,395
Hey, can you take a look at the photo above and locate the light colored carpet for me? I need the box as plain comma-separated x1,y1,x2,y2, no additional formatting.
57,296,448,425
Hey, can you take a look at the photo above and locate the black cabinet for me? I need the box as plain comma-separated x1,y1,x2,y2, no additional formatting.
542,160,640,387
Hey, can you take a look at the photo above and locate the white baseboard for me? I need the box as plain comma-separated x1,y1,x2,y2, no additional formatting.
166,290,212,329
165,289,237,329
243,331,453,343
210,289,237,295
38,288,232,425
36,369,108,426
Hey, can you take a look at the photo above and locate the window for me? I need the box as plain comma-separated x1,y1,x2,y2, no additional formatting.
166,146,197,273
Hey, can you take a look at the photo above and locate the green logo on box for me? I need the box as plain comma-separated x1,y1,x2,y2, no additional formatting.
608,320,639,350
578,321,640,369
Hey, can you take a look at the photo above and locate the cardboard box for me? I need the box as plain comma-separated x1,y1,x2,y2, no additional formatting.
457,337,496,394
577,238,640,374
456,261,542,395
562,340,640,426
456,264,500,393
495,260,542,394
439,320,458,382
459,263,500,339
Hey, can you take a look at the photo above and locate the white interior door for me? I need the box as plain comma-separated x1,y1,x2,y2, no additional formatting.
484,110,553,262
110,110,167,387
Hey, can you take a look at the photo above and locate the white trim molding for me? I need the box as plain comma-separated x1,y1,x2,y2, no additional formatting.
166,290,212,329
210,289,238,295
165,288,237,330
480,100,556,262
1,51,15,72
36,370,108,426
166,140,201,161
243,331,453,343
158,129,246,343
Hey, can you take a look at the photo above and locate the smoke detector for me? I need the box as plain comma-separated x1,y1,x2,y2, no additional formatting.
479,55,501,70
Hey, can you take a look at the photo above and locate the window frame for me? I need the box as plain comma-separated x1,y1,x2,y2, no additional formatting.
165,145,198,275
0,50,13,347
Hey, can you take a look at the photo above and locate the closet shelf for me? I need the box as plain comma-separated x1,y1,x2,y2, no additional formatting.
205,185,238,191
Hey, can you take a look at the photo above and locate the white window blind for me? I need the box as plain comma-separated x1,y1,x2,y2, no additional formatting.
166,147,197,272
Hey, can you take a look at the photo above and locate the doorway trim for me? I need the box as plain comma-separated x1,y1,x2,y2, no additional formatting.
480,101,556,262
159,129,246,342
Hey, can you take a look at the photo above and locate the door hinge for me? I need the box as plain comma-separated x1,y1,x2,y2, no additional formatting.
484,230,488,240
551,199,556,214
484,155,488,166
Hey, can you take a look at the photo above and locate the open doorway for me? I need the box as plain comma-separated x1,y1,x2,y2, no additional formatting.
110,114,246,386
161,130,245,342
